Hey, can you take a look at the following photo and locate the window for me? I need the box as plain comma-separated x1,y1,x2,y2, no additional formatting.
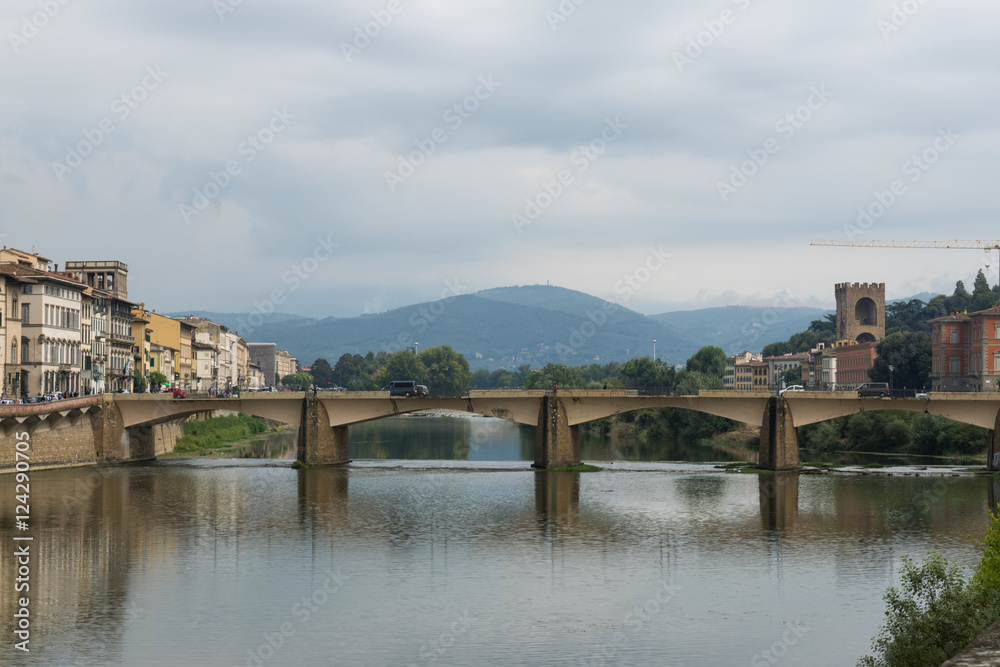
950,328,959,344
11,341,16,364
21,304,29,324
950,356,961,375
21,340,28,363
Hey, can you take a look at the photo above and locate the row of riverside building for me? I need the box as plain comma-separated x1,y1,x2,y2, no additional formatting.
0,247,297,398
724,342,877,392
724,282,885,392
723,281,1000,394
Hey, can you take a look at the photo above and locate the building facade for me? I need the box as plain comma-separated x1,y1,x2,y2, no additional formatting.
65,261,135,392
835,282,885,344
834,342,876,389
192,334,219,393
0,270,27,398
764,352,808,389
928,308,1000,392
2,263,87,396
725,351,761,390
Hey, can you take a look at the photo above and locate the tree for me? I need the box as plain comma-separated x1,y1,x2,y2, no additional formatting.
869,331,932,391
809,313,837,338
419,345,471,390
779,366,801,385
523,364,584,389
150,371,167,388
332,353,364,387
311,358,334,387
378,350,427,387
945,280,971,314
761,341,793,358
281,372,313,390
470,368,491,389
969,269,997,313
132,369,148,393
859,554,997,666
673,370,722,396
620,357,658,388
489,368,518,388
886,299,931,335
685,346,726,379
861,512,1000,666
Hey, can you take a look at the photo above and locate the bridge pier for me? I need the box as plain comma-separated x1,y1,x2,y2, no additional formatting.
533,396,580,469
758,397,799,471
989,410,1000,472
297,398,350,465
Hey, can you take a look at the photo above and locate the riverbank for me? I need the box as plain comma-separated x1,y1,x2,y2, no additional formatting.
161,413,291,458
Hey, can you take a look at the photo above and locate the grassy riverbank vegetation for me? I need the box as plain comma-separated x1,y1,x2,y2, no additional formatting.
174,413,273,453
800,411,988,458
859,509,1000,666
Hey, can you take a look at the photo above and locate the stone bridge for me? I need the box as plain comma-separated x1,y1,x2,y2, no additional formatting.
4,390,1000,471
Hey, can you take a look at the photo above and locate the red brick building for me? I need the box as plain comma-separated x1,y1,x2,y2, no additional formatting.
929,307,1000,392
833,342,876,388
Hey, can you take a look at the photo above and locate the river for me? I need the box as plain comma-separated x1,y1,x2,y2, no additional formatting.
1,414,995,666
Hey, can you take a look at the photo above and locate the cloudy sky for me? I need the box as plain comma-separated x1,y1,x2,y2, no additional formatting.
2,0,998,318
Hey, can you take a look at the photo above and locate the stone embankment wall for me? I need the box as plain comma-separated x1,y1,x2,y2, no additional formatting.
0,396,187,473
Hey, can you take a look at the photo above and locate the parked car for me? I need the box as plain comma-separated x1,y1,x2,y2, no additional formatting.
857,382,890,398
382,380,429,397
915,391,928,399
778,385,804,396
170,388,187,399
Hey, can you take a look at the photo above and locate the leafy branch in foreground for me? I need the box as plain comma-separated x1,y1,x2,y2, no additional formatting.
859,510,1000,666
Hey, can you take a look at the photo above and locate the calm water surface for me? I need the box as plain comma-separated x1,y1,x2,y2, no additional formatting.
1,415,996,666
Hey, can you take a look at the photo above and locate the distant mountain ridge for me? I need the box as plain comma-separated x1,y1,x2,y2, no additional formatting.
167,286,837,370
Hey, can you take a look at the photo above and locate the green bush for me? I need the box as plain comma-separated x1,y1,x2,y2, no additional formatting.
803,421,841,453
176,413,270,451
859,510,1000,666
935,422,988,456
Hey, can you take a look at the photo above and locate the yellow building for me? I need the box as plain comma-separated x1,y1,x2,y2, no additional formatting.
131,310,152,391
179,321,195,391
129,308,198,390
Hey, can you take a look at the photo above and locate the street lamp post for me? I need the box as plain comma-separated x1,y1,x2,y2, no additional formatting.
653,339,656,363
889,364,894,397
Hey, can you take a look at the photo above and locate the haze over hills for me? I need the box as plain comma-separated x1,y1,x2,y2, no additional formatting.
169,285,837,370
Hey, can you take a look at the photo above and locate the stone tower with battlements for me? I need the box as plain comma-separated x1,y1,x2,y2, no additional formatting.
835,282,885,344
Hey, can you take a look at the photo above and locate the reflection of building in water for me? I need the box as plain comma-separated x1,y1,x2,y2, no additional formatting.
0,469,152,663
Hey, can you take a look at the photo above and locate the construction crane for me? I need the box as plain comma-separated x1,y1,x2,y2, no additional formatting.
811,240,1000,286
811,240,1000,250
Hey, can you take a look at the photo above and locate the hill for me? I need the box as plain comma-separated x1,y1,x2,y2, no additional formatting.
233,288,694,370
165,287,838,370
649,306,832,356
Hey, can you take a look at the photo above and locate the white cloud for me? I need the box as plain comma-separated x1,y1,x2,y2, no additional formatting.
1,0,998,317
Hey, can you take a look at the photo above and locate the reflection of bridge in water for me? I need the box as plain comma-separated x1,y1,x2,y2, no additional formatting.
3,460,992,663
4,390,1000,471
